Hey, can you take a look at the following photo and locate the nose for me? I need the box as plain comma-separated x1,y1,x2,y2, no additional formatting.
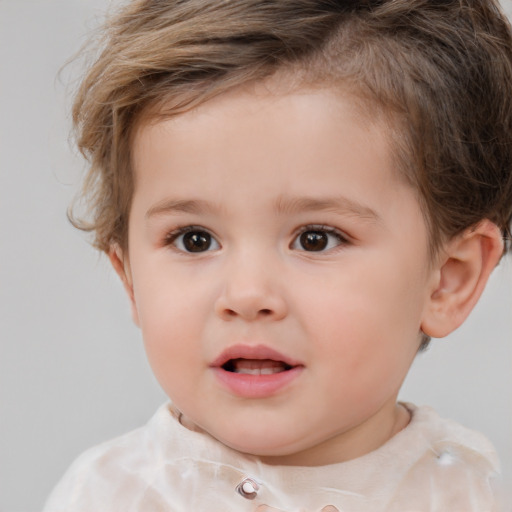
214,253,288,322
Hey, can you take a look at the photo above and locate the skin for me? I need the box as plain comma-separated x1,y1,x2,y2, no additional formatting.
111,82,503,467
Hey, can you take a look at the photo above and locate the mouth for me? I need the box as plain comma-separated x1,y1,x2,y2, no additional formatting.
211,344,302,372
210,344,304,398
222,358,294,375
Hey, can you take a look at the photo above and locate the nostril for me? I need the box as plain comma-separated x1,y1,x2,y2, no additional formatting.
260,309,272,315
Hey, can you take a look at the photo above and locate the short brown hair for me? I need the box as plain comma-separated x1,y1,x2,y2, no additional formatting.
71,0,512,258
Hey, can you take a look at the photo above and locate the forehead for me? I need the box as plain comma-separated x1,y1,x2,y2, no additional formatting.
133,85,383,190
135,73,411,181
132,79,396,178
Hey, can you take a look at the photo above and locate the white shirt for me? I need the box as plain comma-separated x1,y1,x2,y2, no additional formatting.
43,403,503,511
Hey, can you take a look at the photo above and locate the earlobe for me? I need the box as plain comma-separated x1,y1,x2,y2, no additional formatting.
108,245,140,327
420,220,503,338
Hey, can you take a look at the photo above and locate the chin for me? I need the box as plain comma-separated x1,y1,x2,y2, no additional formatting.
212,428,307,459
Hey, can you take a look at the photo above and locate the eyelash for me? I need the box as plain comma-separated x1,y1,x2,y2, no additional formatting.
164,225,220,253
291,224,350,253
163,224,350,254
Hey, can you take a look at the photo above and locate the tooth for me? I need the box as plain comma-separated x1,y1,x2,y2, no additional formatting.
235,368,261,375
234,367,285,375
230,359,291,375
260,367,280,375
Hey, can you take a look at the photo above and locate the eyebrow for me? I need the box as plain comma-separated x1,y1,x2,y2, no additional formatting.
145,199,219,219
274,195,381,223
145,195,380,223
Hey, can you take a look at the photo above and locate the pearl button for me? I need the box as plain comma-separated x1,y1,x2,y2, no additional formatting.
242,481,256,494
236,477,260,499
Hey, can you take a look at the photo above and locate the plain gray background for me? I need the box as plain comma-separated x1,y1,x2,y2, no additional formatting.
1,1,511,510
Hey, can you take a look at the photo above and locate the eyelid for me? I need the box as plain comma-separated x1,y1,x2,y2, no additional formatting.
290,224,350,251
164,225,221,252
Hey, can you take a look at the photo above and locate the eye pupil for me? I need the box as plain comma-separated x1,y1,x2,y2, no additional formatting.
183,231,211,252
300,231,328,251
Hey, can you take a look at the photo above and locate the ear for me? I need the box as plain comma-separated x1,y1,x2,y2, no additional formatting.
421,220,503,338
109,244,140,327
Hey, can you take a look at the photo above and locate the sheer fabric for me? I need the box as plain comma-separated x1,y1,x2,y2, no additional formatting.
43,403,502,512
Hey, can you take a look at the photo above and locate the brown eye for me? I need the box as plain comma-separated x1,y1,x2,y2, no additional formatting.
299,231,329,251
169,228,220,253
291,226,347,252
182,231,213,252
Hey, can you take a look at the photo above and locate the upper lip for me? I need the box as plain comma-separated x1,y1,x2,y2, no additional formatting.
210,344,303,368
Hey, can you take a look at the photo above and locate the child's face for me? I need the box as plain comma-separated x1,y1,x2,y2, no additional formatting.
121,84,438,465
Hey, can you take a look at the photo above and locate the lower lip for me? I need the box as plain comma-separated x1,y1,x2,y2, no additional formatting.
211,366,303,398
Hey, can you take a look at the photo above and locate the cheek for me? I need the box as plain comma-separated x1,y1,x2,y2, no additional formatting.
132,255,208,323
132,274,203,364
136,282,207,404
298,259,424,365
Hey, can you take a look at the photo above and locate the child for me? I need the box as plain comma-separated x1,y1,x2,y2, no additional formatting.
44,0,512,510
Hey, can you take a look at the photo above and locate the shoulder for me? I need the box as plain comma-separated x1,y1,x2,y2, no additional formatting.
386,403,503,511
42,403,177,512
406,403,500,469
